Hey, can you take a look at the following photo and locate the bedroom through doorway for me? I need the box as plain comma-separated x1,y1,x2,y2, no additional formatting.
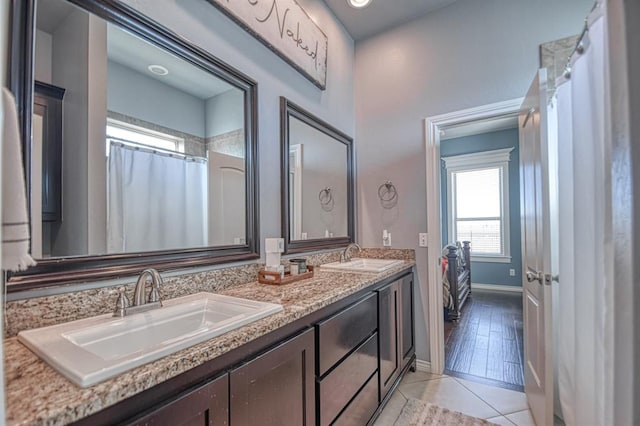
439,115,525,391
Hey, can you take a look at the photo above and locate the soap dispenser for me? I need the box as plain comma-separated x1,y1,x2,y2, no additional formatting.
265,238,285,277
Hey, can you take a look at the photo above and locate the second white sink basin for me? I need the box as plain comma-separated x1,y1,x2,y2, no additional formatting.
321,258,404,273
18,292,283,387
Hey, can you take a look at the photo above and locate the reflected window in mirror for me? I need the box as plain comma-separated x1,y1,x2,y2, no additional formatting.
280,98,355,254
9,0,259,288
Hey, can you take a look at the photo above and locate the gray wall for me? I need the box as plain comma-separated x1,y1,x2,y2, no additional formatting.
205,89,244,137
608,0,640,423
355,0,593,360
107,60,206,138
120,0,355,254
49,10,108,256
34,29,52,83
440,128,522,287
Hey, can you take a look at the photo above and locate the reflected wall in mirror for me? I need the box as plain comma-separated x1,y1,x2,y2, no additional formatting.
9,0,259,289
281,97,354,254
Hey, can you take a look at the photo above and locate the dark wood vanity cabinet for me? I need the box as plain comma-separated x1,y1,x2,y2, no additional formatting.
230,328,315,426
400,274,416,370
378,274,415,402
84,271,414,426
33,81,65,223
129,374,229,426
316,293,378,426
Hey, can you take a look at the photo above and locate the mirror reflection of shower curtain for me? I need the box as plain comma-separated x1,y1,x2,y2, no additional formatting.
107,143,207,253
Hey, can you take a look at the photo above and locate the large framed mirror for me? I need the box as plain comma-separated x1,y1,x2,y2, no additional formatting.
280,97,355,253
8,0,259,290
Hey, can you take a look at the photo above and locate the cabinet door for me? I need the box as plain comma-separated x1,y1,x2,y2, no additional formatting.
378,281,400,401
130,374,228,426
230,328,315,426
34,82,64,223
400,275,415,369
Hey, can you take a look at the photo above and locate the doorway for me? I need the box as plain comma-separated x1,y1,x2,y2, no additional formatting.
438,116,525,390
425,99,524,381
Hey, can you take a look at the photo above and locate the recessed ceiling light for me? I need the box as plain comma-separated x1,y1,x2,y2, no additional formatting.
148,64,169,76
348,0,372,9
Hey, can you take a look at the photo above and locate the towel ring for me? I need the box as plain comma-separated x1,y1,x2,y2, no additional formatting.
318,187,335,212
378,181,398,202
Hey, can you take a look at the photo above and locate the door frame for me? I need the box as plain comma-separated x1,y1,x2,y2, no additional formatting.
423,98,524,374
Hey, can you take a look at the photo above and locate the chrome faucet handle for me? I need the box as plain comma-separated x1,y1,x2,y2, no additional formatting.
341,243,362,263
147,269,163,304
114,287,131,317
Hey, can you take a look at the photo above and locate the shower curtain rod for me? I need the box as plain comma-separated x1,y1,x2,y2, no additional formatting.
562,1,602,80
108,138,207,163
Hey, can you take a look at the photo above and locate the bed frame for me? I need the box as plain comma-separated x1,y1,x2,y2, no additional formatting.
445,241,471,321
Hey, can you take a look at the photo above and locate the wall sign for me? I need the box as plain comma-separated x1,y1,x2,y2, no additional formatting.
207,0,328,90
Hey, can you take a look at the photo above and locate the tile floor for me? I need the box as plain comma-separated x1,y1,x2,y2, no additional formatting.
374,370,536,426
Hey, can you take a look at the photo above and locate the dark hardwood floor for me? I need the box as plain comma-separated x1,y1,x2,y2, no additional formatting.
444,289,524,392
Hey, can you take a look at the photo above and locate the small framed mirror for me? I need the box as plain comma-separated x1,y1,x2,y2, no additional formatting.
280,97,355,253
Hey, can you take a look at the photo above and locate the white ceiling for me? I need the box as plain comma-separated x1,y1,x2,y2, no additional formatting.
36,0,76,34
323,0,458,40
107,24,234,100
36,0,234,101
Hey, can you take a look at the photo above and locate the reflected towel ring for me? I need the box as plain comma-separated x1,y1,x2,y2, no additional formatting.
378,181,398,209
378,181,398,202
318,187,335,211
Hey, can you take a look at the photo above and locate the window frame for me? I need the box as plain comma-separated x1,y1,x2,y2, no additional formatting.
106,118,185,155
443,148,514,263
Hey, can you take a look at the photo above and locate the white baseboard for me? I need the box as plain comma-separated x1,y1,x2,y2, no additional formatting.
472,283,523,293
415,359,431,373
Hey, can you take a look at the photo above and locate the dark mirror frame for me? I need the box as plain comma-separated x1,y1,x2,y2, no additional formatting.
8,0,260,291
280,97,355,254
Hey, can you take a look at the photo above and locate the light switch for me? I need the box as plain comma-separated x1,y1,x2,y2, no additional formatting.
419,233,428,247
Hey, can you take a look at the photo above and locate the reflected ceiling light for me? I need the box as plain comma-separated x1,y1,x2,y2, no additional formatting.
348,0,372,8
148,64,169,76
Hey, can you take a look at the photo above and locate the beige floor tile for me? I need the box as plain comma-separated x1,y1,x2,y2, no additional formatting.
373,390,407,426
487,415,517,425
398,376,500,419
506,409,537,426
399,370,444,385
455,378,529,415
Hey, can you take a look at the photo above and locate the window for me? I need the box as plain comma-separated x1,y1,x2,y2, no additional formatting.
443,148,513,262
106,118,184,154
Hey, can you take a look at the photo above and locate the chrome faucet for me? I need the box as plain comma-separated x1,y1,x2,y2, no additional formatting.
341,243,361,263
114,268,164,317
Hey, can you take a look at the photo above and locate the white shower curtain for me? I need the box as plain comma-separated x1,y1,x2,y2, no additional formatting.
107,143,208,253
555,5,608,426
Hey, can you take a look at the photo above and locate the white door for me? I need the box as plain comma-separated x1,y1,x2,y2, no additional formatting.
519,69,553,426
208,152,246,246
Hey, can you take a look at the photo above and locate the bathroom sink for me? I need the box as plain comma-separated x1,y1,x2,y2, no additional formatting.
18,292,283,387
321,258,404,273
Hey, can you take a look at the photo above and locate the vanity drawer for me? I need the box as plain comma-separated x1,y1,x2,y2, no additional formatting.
332,371,379,426
317,292,377,376
318,332,378,426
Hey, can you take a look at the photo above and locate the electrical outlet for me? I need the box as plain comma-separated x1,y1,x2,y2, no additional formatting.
419,233,428,247
509,268,516,276
383,230,392,247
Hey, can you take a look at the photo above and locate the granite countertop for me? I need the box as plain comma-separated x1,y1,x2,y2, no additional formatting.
5,260,414,426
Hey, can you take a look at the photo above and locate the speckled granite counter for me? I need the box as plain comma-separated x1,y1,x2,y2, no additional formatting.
5,258,414,426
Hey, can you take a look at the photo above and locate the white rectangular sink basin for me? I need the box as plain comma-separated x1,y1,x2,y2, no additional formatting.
18,292,283,387
321,258,404,273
